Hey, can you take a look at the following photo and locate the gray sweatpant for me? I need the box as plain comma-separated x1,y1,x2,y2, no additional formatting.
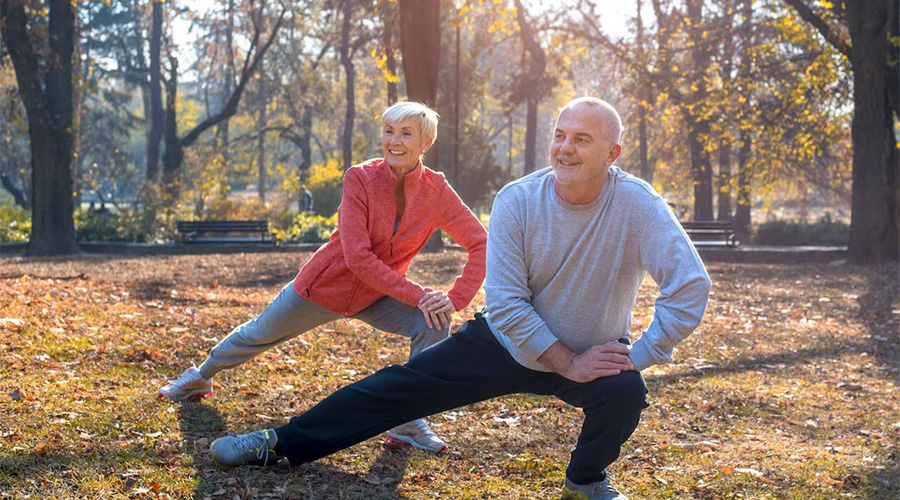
197,281,448,379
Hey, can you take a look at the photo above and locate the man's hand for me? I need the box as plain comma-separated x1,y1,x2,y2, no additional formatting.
418,290,457,330
538,341,633,383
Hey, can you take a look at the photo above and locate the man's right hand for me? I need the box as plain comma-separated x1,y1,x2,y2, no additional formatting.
538,341,632,383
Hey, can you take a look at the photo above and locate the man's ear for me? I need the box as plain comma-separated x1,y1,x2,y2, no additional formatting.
607,144,623,166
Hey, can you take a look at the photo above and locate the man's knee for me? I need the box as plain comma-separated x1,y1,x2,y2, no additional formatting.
584,371,648,413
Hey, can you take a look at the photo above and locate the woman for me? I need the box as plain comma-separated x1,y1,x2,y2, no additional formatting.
158,101,487,453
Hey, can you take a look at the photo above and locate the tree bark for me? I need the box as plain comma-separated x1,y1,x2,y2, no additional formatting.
635,2,653,184
735,128,752,240
513,0,549,175
159,5,284,198
339,0,356,170
257,61,268,203
1,0,80,256
784,0,900,263
845,2,899,262
380,0,399,105
733,0,754,240
716,142,732,220
399,0,441,250
146,0,164,182
686,0,714,221
399,0,440,107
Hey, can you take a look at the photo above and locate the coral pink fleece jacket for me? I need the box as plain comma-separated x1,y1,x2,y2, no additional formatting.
292,158,487,316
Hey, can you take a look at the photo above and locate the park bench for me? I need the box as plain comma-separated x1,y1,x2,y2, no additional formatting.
681,220,740,247
175,220,275,244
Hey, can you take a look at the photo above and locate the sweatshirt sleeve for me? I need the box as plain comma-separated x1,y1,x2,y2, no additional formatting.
437,181,488,311
338,167,426,306
629,200,712,371
483,192,560,363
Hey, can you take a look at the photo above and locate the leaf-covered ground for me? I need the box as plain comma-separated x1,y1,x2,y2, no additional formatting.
0,250,897,499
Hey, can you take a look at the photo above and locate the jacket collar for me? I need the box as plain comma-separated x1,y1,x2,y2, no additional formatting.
382,158,424,186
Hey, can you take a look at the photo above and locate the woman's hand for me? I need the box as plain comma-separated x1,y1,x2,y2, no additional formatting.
418,290,457,330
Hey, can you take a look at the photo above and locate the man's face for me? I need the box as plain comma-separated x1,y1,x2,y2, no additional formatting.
550,106,619,189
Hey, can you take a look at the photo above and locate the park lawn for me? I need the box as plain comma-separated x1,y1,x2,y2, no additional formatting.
0,250,897,500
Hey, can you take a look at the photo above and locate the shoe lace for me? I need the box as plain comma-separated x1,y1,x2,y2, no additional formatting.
411,419,437,438
171,367,201,388
236,431,275,465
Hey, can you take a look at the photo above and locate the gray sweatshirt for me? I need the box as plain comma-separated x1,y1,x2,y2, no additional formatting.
484,166,711,372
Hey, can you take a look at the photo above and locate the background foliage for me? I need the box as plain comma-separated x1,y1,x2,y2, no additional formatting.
0,0,861,247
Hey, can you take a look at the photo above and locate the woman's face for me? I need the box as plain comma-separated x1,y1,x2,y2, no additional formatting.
382,117,431,174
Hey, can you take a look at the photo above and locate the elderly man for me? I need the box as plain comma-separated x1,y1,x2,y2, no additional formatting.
208,97,711,500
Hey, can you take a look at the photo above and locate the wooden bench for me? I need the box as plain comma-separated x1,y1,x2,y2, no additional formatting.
681,220,740,247
175,220,275,244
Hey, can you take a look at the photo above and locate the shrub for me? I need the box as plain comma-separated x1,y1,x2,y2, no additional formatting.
274,211,338,243
753,214,849,246
0,205,31,242
75,209,148,242
305,159,344,217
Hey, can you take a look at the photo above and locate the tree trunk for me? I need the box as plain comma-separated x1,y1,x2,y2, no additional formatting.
146,0,164,182
735,129,752,241
339,0,355,170
1,0,80,256
513,0,549,175
733,0,753,241
524,98,538,175
162,55,182,197
716,142,732,220
686,0,714,221
257,62,268,203
636,0,653,183
380,0,399,105
687,118,714,220
399,0,440,107
399,0,441,250
846,1,899,262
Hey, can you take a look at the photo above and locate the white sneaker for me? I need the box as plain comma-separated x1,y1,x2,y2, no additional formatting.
563,475,628,500
157,365,213,401
210,428,283,468
385,418,447,452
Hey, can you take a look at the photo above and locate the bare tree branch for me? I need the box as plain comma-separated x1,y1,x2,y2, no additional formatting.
782,0,850,56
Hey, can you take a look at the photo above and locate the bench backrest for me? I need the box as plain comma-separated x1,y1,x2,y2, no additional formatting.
176,220,269,232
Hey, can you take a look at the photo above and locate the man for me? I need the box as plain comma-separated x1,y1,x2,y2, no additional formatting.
207,97,711,500
300,184,314,213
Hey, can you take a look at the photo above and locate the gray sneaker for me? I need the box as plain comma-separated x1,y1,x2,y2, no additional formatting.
563,475,627,500
385,418,448,452
157,365,213,401
209,429,283,468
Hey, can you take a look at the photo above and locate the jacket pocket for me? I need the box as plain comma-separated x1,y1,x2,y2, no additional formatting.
303,255,341,298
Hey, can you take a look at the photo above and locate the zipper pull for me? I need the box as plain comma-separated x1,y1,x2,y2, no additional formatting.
306,288,311,298
390,242,393,257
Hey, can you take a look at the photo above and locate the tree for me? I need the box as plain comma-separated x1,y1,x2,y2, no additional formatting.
1,0,80,256
160,1,284,200
783,0,899,263
399,0,442,250
509,0,557,175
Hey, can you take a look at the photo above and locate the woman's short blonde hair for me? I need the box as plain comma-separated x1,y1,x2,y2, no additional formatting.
381,101,440,145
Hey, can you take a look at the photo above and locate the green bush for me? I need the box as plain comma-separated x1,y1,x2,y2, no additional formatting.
274,211,338,243
753,214,849,246
75,209,148,243
0,205,31,242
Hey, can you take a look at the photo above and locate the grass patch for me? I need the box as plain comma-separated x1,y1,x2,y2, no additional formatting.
1,252,897,499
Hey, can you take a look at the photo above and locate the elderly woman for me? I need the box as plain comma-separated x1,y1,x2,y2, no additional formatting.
158,101,487,452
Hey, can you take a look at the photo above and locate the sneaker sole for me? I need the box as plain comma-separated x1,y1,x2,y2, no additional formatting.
157,389,214,402
384,434,447,453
